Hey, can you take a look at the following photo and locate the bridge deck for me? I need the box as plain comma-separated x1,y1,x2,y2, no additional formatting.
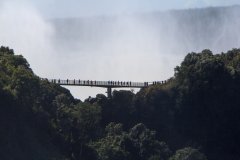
47,79,150,88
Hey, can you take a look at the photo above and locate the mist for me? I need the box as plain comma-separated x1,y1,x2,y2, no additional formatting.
1,1,240,100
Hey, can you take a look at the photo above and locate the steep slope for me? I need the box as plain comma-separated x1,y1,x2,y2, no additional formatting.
133,49,240,160
0,46,75,160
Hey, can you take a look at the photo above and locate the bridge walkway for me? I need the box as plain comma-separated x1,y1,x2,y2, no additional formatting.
45,79,166,98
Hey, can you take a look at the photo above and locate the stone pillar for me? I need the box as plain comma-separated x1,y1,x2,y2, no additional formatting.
107,87,112,98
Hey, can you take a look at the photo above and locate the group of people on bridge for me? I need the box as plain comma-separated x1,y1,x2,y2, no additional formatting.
152,81,167,85
48,79,167,87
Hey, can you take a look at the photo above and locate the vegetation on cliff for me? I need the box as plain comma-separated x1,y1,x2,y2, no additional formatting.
1,46,240,160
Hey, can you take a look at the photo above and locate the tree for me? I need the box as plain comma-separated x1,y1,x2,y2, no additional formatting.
91,123,171,160
90,123,130,160
169,147,207,160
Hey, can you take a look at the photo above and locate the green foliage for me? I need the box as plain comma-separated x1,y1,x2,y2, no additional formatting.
91,133,130,160
70,102,102,142
90,123,130,160
88,90,136,128
128,123,171,160
0,46,68,160
105,122,123,136
0,46,102,160
91,123,171,160
173,49,240,156
169,147,207,160
53,102,102,160
133,49,240,159
1,46,240,160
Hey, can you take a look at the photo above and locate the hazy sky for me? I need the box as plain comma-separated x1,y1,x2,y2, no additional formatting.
1,0,240,18
1,0,240,99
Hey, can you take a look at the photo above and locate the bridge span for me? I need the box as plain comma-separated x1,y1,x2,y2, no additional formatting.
46,79,166,98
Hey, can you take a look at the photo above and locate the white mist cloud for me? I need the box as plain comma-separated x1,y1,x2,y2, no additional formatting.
1,1,240,100
48,14,188,100
51,7,240,100
0,1,58,77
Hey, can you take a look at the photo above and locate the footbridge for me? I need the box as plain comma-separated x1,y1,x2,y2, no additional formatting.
46,79,166,98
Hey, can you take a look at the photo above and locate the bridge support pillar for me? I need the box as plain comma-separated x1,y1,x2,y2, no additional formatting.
107,87,112,98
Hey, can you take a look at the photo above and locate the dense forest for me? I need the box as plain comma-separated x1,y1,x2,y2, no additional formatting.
0,46,240,160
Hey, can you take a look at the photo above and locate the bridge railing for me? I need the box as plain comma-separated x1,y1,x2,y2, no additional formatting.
46,79,148,87
45,79,167,88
